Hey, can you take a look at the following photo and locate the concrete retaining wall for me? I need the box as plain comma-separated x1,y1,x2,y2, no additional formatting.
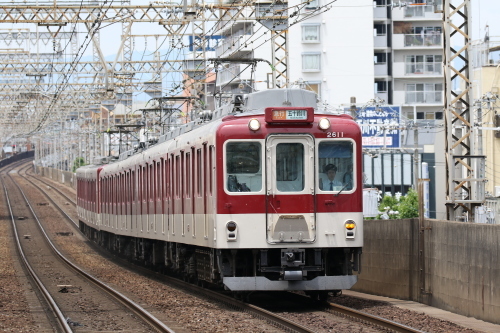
35,165,76,189
354,219,500,325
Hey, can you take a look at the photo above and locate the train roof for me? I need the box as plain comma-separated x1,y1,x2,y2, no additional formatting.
83,88,354,175
75,164,103,180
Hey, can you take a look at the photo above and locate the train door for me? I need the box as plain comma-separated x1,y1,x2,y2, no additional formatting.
265,135,316,243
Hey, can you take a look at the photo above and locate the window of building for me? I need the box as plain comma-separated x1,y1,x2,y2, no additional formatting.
302,53,321,72
404,26,442,47
374,23,387,36
305,0,319,9
375,81,388,93
302,24,320,43
304,81,320,98
405,54,442,74
374,52,387,64
406,83,443,104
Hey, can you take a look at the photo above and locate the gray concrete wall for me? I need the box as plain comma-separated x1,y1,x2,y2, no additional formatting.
354,219,500,325
353,219,419,299
35,166,76,189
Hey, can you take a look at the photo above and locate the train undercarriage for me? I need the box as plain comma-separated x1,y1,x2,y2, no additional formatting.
79,222,361,299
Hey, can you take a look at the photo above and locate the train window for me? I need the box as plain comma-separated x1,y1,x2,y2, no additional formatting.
276,143,305,192
157,161,162,204
186,152,191,198
175,155,180,198
209,146,215,195
225,141,262,192
150,164,154,204
318,141,354,192
197,148,202,197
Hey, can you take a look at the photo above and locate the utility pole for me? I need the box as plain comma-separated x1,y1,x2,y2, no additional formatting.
443,0,486,221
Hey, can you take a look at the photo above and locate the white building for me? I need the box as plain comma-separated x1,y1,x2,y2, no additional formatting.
212,1,445,140
288,0,375,106
374,0,444,123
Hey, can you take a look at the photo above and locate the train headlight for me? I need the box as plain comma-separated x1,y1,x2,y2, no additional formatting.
226,221,238,241
227,221,237,232
318,117,331,130
248,118,261,131
345,220,356,239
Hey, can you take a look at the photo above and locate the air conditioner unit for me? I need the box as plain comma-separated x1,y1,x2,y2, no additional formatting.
495,186,500,197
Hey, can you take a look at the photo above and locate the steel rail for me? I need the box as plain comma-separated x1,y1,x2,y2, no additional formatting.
7,161,176,333
22,160,425,333
23,165,77,206
1,170,73,333
326,302,426,333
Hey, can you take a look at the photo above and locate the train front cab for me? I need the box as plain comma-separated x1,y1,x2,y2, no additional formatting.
217,109,363,294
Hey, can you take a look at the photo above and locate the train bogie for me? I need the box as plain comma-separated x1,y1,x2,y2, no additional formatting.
76,89,363,293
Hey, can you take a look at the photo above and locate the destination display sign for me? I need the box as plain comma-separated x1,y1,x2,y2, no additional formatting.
272,109,308,120
265,107,314,123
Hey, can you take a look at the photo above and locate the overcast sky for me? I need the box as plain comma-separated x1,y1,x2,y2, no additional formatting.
471,0,500,41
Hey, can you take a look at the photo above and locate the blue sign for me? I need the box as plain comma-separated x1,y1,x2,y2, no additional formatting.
356,106,401,148
188,35,222,52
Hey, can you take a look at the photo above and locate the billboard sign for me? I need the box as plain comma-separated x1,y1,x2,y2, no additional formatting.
188,35,222,52
356,106,401,148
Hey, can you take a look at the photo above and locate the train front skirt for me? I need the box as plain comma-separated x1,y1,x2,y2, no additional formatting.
223,275,358,291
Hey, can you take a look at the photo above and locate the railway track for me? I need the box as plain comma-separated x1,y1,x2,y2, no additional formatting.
2,160,175,333
17,159,429,333
325,301,425,333
18,162,317,333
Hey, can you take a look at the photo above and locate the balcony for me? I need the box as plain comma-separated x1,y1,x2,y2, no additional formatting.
374,63,389,77
373,6,388,20
392,62,442,77
405,91,443,104
216,64,254,86
392,33,442,49
392,5,442,21
215,34,253,58
375,92,389,102
374,35,388,48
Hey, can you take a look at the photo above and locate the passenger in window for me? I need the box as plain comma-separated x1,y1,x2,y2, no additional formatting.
320,164,342,191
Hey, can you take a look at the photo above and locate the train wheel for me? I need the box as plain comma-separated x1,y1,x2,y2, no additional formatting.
332,290,342,297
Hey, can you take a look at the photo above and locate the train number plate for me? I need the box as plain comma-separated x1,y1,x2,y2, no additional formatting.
272,109,308,121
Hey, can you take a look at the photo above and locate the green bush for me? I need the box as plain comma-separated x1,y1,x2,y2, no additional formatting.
72,157,86,172
377,188,419,219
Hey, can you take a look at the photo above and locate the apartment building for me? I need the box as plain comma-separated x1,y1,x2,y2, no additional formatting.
374,0,444,124
287,0,375,106
211,0,375,105
213,3,273,96
212,1,444,122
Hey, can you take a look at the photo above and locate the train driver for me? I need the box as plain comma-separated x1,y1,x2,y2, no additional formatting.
320,164,342,191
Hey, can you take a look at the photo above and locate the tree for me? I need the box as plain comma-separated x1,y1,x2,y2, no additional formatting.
398,188,419,218
72,157,86,172
377,189,419,219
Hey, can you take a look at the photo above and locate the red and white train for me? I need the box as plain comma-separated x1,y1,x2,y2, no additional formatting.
76,89,363,298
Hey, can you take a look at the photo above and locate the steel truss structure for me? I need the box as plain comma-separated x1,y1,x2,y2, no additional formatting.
0,0,291,167
443,0,485,221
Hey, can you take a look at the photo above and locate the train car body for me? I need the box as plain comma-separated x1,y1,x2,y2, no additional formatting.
76,89,363,296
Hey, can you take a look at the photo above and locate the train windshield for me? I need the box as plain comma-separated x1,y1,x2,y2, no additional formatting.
275,143,304,192
225,141,262,192
318,141,354,192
